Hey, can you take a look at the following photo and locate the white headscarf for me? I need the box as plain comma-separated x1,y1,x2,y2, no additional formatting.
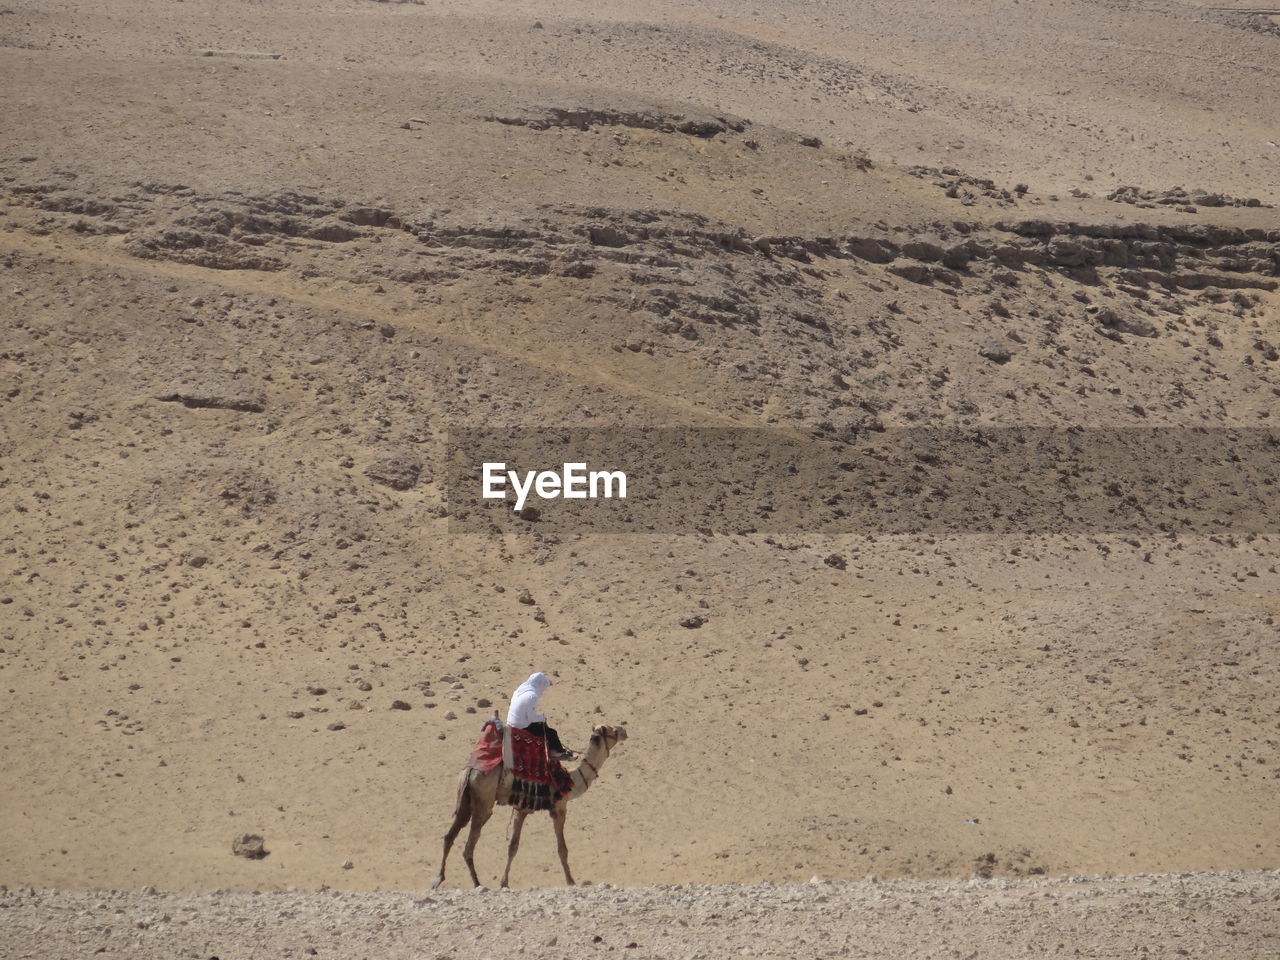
506,671,552,728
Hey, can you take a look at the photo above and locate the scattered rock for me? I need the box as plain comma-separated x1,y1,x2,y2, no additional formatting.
887,261,932,284
483,107,740,138
365,454,422,491
588,224,627,246
341,206,396,227
153,373,265,413
67,408,98,430
1107,184,1269,209
1091,306,1158,338
232,834,267,859
978,341,1013,364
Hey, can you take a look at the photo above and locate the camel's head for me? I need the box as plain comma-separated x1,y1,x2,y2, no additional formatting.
590,724,628,754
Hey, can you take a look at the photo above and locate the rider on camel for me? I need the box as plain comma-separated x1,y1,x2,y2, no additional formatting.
507,671,576,761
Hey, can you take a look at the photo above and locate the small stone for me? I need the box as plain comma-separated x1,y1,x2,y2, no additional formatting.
390,700,411,711
341,859,354,870
232,834,267,859
978,341,1013,364
327,721,346,731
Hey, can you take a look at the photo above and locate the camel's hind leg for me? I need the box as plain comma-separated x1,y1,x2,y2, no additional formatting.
461,801,494,887
551,806,575,886
500,809,530,889
431,770,474,890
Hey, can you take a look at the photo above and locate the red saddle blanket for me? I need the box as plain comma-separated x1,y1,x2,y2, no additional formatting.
468,721,504,774
467,720,573,810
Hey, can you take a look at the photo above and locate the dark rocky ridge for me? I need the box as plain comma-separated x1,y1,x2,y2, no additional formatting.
6,175,1276,293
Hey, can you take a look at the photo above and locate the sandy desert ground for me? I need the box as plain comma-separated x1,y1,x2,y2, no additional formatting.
1,0,1278,955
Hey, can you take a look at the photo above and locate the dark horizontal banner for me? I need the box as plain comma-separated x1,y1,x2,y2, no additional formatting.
445,427,1280,534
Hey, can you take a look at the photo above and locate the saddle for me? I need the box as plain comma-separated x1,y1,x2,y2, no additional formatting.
467,718,573,811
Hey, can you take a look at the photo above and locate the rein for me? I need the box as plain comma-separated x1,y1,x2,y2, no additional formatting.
579,731,619,778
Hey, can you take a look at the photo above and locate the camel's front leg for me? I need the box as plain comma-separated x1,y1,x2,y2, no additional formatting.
461,804,493,888
551,806,574,886
500,809,529,888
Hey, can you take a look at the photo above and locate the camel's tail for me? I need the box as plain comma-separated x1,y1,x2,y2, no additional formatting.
449,767,474,825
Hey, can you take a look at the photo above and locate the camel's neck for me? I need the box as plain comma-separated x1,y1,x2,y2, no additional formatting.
566,736,612,800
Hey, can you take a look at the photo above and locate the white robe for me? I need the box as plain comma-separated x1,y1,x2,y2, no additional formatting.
506,671,551,728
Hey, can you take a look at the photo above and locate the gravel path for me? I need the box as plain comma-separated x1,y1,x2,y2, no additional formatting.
2,871,1277,960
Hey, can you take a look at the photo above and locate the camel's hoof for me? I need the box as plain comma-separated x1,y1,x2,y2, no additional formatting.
430,876,443,890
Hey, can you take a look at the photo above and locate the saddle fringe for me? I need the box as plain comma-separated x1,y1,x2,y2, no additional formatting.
505,775,558,811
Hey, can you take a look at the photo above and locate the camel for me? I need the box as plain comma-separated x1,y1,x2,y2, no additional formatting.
431,724,628,889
